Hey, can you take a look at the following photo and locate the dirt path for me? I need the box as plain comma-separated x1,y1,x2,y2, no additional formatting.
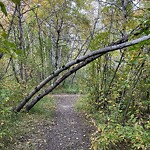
37,94,93,150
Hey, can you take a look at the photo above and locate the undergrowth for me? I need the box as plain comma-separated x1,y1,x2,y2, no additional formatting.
0,95,55,150
52,83,79,94
76,95,150,150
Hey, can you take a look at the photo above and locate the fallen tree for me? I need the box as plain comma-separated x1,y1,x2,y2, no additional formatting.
14,34,150,111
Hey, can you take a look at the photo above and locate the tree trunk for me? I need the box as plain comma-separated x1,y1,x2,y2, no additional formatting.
14,35,150,112
26,54,101,110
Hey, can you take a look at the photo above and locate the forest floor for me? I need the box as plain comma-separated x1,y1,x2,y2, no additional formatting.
11,94,94,150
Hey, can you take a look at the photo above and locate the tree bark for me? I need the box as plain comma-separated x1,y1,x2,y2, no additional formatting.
14,34,150,112
122,62,145,125
26,54,102,110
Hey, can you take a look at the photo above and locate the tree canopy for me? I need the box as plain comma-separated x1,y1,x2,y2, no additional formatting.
0,0,150,149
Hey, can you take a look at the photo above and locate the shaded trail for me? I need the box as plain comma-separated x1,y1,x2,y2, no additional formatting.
38,94,93,150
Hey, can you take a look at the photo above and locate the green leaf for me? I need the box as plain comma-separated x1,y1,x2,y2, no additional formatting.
0,38,18,55
11,0,21,5
1,31,8,39
14,49,23,55
0,2,7,16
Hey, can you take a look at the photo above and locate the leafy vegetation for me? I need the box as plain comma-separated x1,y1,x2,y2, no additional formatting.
76,1,150,149
0,95,55,149
0,0,150,149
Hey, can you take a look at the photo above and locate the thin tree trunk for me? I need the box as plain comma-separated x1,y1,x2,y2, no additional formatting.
122,62,145,125
14,35,150,112
11,59,20,83
26,54,102,110
35,13,45,80
17,4,25,81
105,51,124,95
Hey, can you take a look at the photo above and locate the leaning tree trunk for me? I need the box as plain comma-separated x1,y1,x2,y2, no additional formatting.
26,35,150,110
14,36,128,112
14,34,150,112
26,54,102,110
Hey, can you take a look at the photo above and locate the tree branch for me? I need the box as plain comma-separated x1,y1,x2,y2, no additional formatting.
14,34,150,112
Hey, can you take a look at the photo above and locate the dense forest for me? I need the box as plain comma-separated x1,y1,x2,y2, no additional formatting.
0,0,150,149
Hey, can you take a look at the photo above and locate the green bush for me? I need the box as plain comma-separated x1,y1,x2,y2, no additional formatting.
76,97,150,150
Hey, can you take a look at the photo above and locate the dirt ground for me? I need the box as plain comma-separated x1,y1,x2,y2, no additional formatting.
37,94,94,150
12,94,94,150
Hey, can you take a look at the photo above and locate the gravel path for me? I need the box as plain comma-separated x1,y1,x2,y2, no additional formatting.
38,94,93,150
